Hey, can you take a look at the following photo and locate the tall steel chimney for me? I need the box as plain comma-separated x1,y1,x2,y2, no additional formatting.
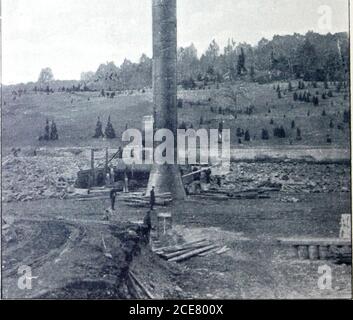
146,0,186,199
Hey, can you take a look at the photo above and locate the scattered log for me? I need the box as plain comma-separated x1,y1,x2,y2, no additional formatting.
159,241,212,259
153,239,207,254
216,246,230,255
129,271,154,299
198,246,223,257
127,273,142,299
168,244,219,262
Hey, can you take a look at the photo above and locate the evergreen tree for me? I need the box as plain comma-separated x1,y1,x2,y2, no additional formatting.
237,48,247,75
44,119,50,141
244,130,250,141
313,96,319,106
261,129,269,140
50,120,58,140
296,128,302,141
93,117,104,138
105,116,116,139
236,128,243,137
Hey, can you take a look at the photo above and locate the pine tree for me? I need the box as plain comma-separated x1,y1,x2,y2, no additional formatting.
44,119,50,140
244,130,250,141
261,129,269,140
237,48,247,75
296,128,302,141
105,116,116,139
50,120,58,140
93,117,104,138
236,128,242,137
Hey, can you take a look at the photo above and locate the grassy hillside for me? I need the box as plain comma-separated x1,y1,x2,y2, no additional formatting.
2,80,350,153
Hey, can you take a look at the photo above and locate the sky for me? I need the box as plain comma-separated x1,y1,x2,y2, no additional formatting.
1,0,350,84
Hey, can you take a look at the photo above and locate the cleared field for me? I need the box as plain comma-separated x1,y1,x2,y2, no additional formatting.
2,81,350,153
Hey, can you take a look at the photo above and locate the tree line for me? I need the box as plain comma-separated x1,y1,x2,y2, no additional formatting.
82,31,348,90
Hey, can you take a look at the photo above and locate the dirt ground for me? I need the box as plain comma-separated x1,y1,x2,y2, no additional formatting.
2,188,351,299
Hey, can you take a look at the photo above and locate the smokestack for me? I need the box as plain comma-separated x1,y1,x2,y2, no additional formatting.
147,0,186,199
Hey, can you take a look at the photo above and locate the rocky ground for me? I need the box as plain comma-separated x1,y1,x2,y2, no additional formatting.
226,162,351,194
2,148,350,203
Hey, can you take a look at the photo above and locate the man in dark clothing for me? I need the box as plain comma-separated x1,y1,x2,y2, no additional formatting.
150,186,156,211
110,189,117,211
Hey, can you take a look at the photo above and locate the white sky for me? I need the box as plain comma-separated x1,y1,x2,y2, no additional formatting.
1,0,349,84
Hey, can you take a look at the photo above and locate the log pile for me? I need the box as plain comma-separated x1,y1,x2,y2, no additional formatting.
153,239,224,262
119,192,173,207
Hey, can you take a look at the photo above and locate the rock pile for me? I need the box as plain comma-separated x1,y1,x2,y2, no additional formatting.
2,149,90,203
224,162,350,194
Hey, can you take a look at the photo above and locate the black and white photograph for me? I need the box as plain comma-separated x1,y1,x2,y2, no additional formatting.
0,0,352,302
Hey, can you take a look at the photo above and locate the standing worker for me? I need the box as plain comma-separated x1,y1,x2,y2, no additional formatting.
110,188,117,211
150,186,156,211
